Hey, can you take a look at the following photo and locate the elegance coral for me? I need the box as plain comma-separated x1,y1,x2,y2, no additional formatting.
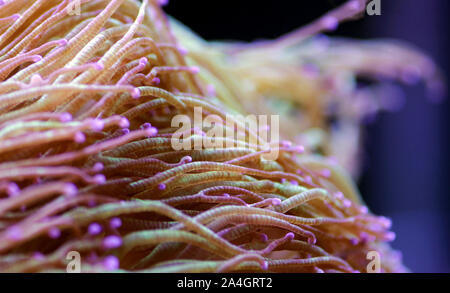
0,0,441,273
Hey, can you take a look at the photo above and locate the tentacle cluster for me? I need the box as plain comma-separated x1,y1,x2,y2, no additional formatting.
0,0,439,272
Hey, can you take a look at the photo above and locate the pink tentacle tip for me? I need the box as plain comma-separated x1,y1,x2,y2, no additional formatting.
178,46,188,55
48,227,61,239
151,77,160,85
33,252,45,260
359,232,374,243
348,0,361,11
359,206,369,214
139,57,148,66
334,191,344,199
110,217,122,229
93,174,106,184
280,140,292,147
182,155,193,163
158,0,169,6
88,223,102,235
145,126,158,137
93,162,104,172
327,156,338,165
304,176,313,184
320,169,331,177
206,84,216,96
285,232,295,240
308,236,317,245
59,112,72,122
138,58,147,66
271,198,282,206
7,183,20,197
6,226,23,240
103,235,123,249
260,233,268,243
32,55,43,62
294,145,305,153
131,88,141,99
0,0,5,6
350,238,359,246
11,14,20,20
386,231,396,241
261,261,269,270
379,216,392,229
322,16,339,31
102,256,119,271
190,66,200,74
90,119,105,131
401,66,422,85
119,117,130,128
64,183,78,197
343,198,352,208
157,183,166,190
30,74,43,86
73,132,86,143
141,122,152,130
58,39,68,46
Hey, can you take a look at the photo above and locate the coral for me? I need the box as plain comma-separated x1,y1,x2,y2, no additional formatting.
0,0,441,272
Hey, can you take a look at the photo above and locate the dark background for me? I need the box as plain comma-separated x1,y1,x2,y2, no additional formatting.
163,0,450,273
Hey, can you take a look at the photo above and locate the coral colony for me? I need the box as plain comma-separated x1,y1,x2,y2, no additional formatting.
0,0,443,273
